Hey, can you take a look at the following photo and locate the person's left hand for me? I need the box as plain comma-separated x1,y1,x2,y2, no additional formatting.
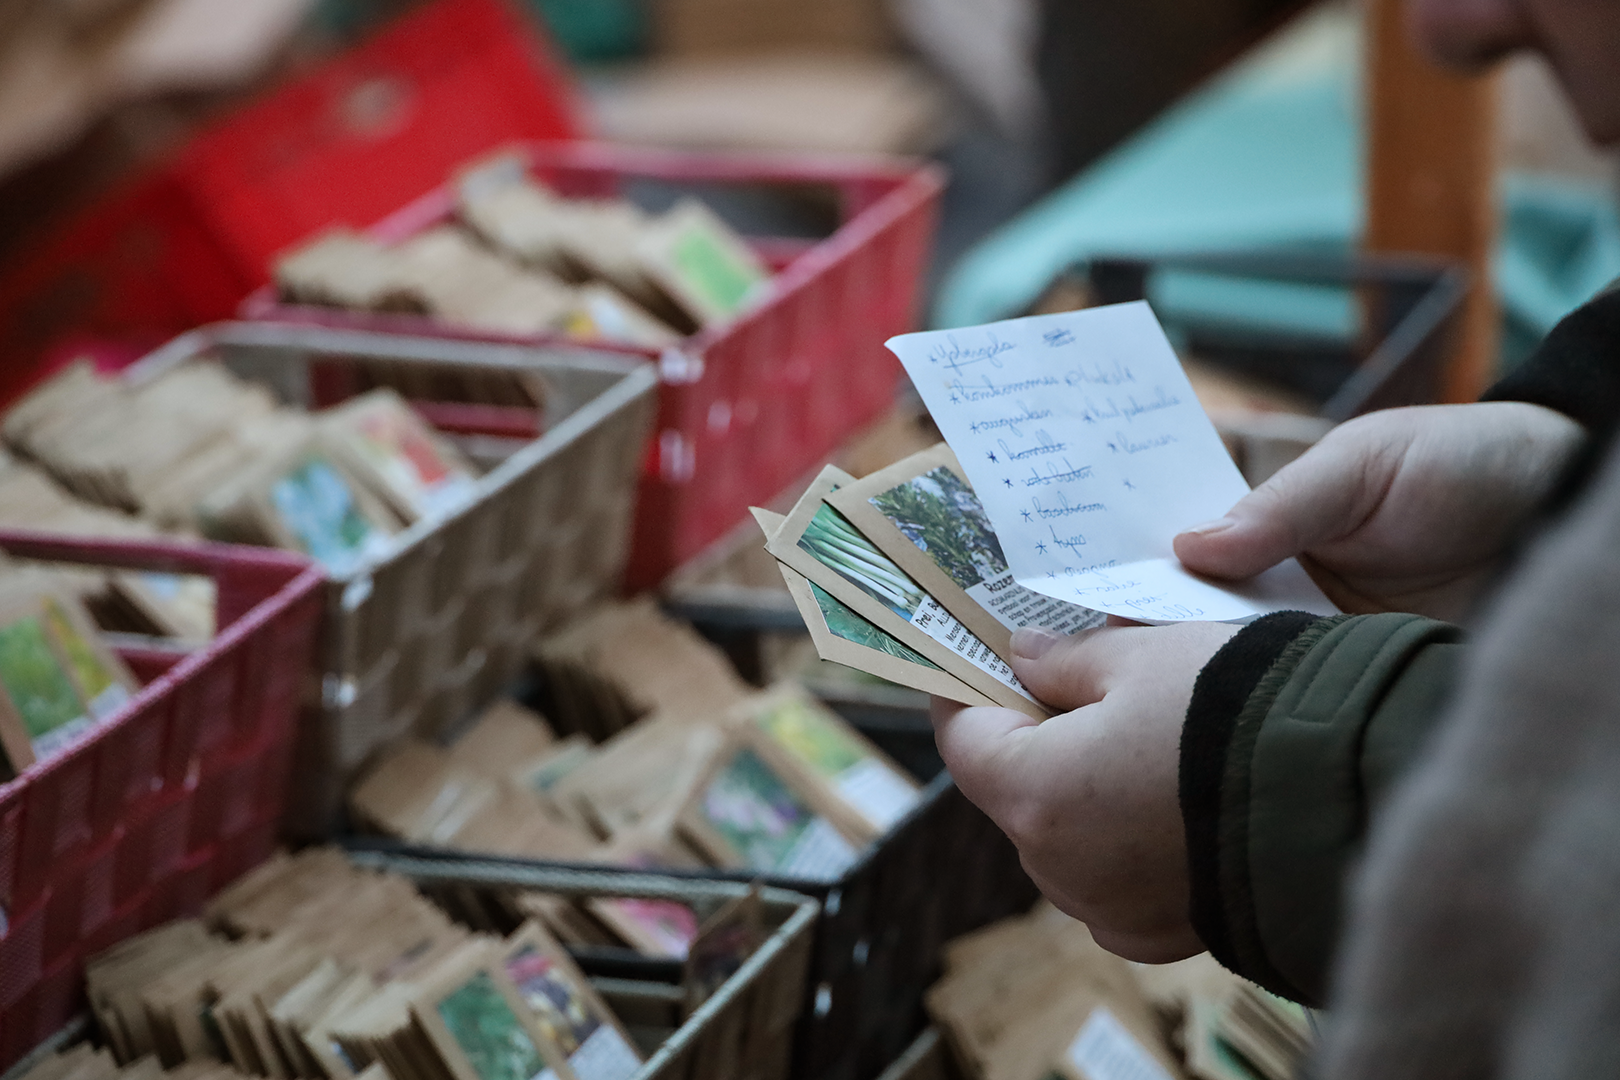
932,620,1237,962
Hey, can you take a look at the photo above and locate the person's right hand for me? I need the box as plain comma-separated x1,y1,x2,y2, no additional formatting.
1174,402,1584,622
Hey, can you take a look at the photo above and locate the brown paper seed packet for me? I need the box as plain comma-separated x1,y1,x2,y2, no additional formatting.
729,684,922,843
678,727,863,881
274,229,430,313
761,467,1047,717
635,199,770,327
198,435,399,576
449,699,558,779
411,943,566,1080
771,552,994,708
0,585,138,775
825,443,1106,660
498,923,642,1080
322,388,478,525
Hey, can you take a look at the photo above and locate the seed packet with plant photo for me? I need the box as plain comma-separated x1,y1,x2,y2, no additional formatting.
206,439,399,576
110,570,217,642
498,924,640,1080
679,729,862,882
324,388,479,524
758,507,990,705
826,443,1105,660
412,946,563,1080
759,468,1046,717
0,586,137,772
575,831,705,959
729,683,923,843
636,199,770,326
774,556,994,706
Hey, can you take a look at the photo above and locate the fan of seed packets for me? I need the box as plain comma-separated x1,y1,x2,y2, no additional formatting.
754,442,1108,715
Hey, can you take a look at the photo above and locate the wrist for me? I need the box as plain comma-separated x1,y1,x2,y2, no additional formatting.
1179,612,1342,968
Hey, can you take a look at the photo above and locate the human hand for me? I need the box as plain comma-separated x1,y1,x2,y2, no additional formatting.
1175,402,1584,622
932,620,1238,963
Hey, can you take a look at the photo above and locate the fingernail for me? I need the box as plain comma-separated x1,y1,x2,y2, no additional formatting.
1182,517,1235,537
1010,627,1060,660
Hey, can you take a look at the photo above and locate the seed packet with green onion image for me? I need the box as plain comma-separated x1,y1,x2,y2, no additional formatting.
758,468,1046,718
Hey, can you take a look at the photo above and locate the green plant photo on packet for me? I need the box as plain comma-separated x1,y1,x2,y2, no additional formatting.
693,745,858,880
809,580,941,667
435,971,548,1080
44,598,128,718
749,690,922,836
799,504,926,619
0,611,88,750
869,465,1010,592
269,456,390,575
671,226,760,315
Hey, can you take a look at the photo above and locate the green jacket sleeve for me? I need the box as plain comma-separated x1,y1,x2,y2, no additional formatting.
1179,612,1464,1006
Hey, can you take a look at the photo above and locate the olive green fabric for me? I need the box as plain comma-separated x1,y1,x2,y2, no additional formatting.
1215,613,1463,1005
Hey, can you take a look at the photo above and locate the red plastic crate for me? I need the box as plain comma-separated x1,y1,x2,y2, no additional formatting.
0,0,582,404
239,142,945,587
0,535,321,1069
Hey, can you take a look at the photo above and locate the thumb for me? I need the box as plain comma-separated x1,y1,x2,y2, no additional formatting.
1173,437,1385,581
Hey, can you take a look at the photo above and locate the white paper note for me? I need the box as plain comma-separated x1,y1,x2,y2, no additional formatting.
887,303,1335,623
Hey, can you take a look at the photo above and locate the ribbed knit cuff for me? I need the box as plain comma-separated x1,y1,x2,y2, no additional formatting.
1180,611,1333,968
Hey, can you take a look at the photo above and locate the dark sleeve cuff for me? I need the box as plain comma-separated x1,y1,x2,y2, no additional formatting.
1482,283,1620,435
1179,611,1340,979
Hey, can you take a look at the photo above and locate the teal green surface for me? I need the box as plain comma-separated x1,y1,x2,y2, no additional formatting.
937,7,1620,370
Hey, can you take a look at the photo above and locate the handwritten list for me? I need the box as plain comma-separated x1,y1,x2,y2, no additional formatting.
886,302,1335,624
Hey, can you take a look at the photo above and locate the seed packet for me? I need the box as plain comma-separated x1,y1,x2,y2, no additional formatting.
826,443,1106,659
729,683,922,843
771,552,993,708
108,570,217,643
512,736,596,801
455,163,573,277
580,830,706,959
533,597,752,740
635,199,770,327
199,437,399,576
449,699,558,779
681,887,766,1014
411,943,564,1080
445,782,600,863
497,923,642,1080
678,727,862,881
323,388,479,524
557,284,681,349
349,740,498,844
760,467,1046,717
393,227,576,337
0,585,137,774
274,229,431,313
552,718,725,840
929,904,1185,1080
509,894,625,951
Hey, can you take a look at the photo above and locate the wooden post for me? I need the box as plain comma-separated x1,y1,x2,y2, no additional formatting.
1363,0,1499,402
